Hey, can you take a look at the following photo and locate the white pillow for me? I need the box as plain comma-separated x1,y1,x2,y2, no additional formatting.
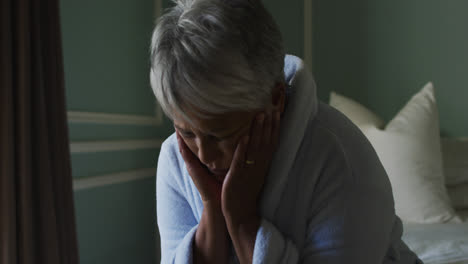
330,83,460,223
329,91,385,128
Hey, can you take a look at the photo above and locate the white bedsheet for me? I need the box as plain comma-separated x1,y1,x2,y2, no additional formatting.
402,210,468,264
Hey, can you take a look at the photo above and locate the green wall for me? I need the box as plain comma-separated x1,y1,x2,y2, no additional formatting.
162,0,304,57
60,0,166,262
73,178,157,264
313,0,468,137
62,0,155,115
264,0,304,58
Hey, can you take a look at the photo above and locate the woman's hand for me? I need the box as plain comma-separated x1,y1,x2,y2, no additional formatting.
221,110,281,228
176,131,223,204
176,131,230,264
221,111,281,264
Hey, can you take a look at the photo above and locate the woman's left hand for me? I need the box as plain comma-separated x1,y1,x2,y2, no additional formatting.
221,110,281,228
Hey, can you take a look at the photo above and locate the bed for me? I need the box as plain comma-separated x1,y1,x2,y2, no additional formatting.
401,138,468,264
403,209,468,264
328,86,468,264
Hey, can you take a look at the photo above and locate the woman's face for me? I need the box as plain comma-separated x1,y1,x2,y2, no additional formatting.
173,82,286,181
173,110,258,180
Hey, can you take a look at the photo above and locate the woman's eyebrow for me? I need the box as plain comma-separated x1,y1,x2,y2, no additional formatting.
174,122,249,138
174,124,213,136
173,124,189,132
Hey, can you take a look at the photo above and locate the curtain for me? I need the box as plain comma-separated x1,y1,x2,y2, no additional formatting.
0,0,79,263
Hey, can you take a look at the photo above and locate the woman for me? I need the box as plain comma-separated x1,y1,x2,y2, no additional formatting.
150,0,422,263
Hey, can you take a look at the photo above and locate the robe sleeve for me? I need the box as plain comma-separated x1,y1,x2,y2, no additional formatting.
253,219,299,263
251,139,403,264
156,140,199,264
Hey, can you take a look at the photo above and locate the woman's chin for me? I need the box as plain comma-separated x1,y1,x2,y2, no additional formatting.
207,168,228,183
214,173,226,183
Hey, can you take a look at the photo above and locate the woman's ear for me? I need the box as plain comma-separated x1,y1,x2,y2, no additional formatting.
271,82,286,114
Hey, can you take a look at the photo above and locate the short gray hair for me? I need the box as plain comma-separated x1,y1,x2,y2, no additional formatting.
150,0,285,122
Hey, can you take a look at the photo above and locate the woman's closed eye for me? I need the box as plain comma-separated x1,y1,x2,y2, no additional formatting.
207,134,224,142
181,131,231,142
180,130,195,138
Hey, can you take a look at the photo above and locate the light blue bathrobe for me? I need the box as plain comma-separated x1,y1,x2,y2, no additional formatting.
156,55,422,264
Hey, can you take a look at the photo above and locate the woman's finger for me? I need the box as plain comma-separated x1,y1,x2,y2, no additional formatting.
177,133,208,180
229,135,249,175
176,131,221,201
176,132,207,174
176,132,196,164
262,112,272,146
271,110,281,147
248,113,264,153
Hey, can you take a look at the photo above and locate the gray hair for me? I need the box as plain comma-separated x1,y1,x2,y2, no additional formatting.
149,0,285,122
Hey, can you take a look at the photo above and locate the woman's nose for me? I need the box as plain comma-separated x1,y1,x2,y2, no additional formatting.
196,139,218,166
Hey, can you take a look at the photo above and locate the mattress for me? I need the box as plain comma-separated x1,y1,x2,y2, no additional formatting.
402,209,468,264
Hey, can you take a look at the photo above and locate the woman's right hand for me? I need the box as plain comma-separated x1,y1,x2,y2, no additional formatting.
176,131,223,205
176,131,230,264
